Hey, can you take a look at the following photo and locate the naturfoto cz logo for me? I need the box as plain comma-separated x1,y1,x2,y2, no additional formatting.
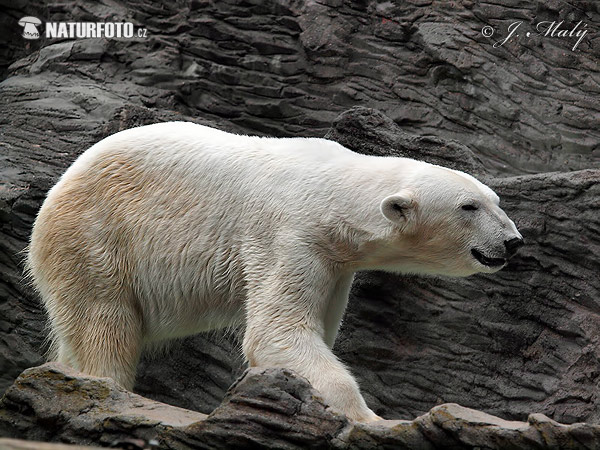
19,17,41,39
18,16,148,40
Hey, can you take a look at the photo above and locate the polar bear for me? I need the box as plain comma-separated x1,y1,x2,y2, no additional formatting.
26,122,523,422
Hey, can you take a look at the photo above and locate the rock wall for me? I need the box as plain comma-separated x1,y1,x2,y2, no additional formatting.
0,0,598,438
2,1,599,175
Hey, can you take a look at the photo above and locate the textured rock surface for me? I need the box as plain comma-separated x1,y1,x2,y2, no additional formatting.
0,363,206,446
163,366,350,449
3,363,600,449
1,0,599,440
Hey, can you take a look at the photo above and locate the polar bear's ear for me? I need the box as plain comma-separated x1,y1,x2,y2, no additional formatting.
380,192,416,226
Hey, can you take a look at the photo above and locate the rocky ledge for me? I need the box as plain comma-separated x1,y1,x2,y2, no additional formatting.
1,363,600,449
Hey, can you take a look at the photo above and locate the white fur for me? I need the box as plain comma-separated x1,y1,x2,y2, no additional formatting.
27,122,521,422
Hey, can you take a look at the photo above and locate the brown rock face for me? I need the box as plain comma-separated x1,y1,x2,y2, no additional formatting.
0,363,206,446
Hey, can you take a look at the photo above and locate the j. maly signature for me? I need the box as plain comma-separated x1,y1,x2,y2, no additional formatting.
494,20,589,51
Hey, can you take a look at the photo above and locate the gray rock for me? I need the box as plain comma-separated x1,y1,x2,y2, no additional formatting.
0,362,206,446
2,363,600,449
325,106,486,175
2,0,598,176
162,367,350,450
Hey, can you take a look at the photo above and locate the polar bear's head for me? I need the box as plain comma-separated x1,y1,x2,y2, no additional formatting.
379,164,523,277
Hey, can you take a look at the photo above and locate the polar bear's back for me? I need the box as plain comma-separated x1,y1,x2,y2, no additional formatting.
73,121,352,174
59,122,364,204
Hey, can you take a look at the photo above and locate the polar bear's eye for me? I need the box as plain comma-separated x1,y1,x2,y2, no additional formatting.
461,204,478,211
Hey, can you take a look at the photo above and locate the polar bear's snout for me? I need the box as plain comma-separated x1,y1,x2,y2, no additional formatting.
469,210,523,271
469,235,522,271
470,235,522,269
504,237,524,257
470,248,507,268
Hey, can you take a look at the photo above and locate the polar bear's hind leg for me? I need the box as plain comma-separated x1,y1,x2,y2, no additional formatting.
44,292,143,390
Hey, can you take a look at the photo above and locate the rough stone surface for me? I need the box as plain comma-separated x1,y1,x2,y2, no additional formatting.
0,363,206,446
325,106,487,175
162,366,350,449
0,0,599,443
3,363,600,449
2,1,598,176
192,0,600,176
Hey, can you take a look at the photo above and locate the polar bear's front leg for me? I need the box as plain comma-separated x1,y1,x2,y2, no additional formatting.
242,267,380,423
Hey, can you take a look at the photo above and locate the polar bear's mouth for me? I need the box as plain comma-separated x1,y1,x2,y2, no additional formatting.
471,249,506,267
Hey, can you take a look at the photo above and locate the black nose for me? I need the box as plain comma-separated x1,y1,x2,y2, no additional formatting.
504,237,524,257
